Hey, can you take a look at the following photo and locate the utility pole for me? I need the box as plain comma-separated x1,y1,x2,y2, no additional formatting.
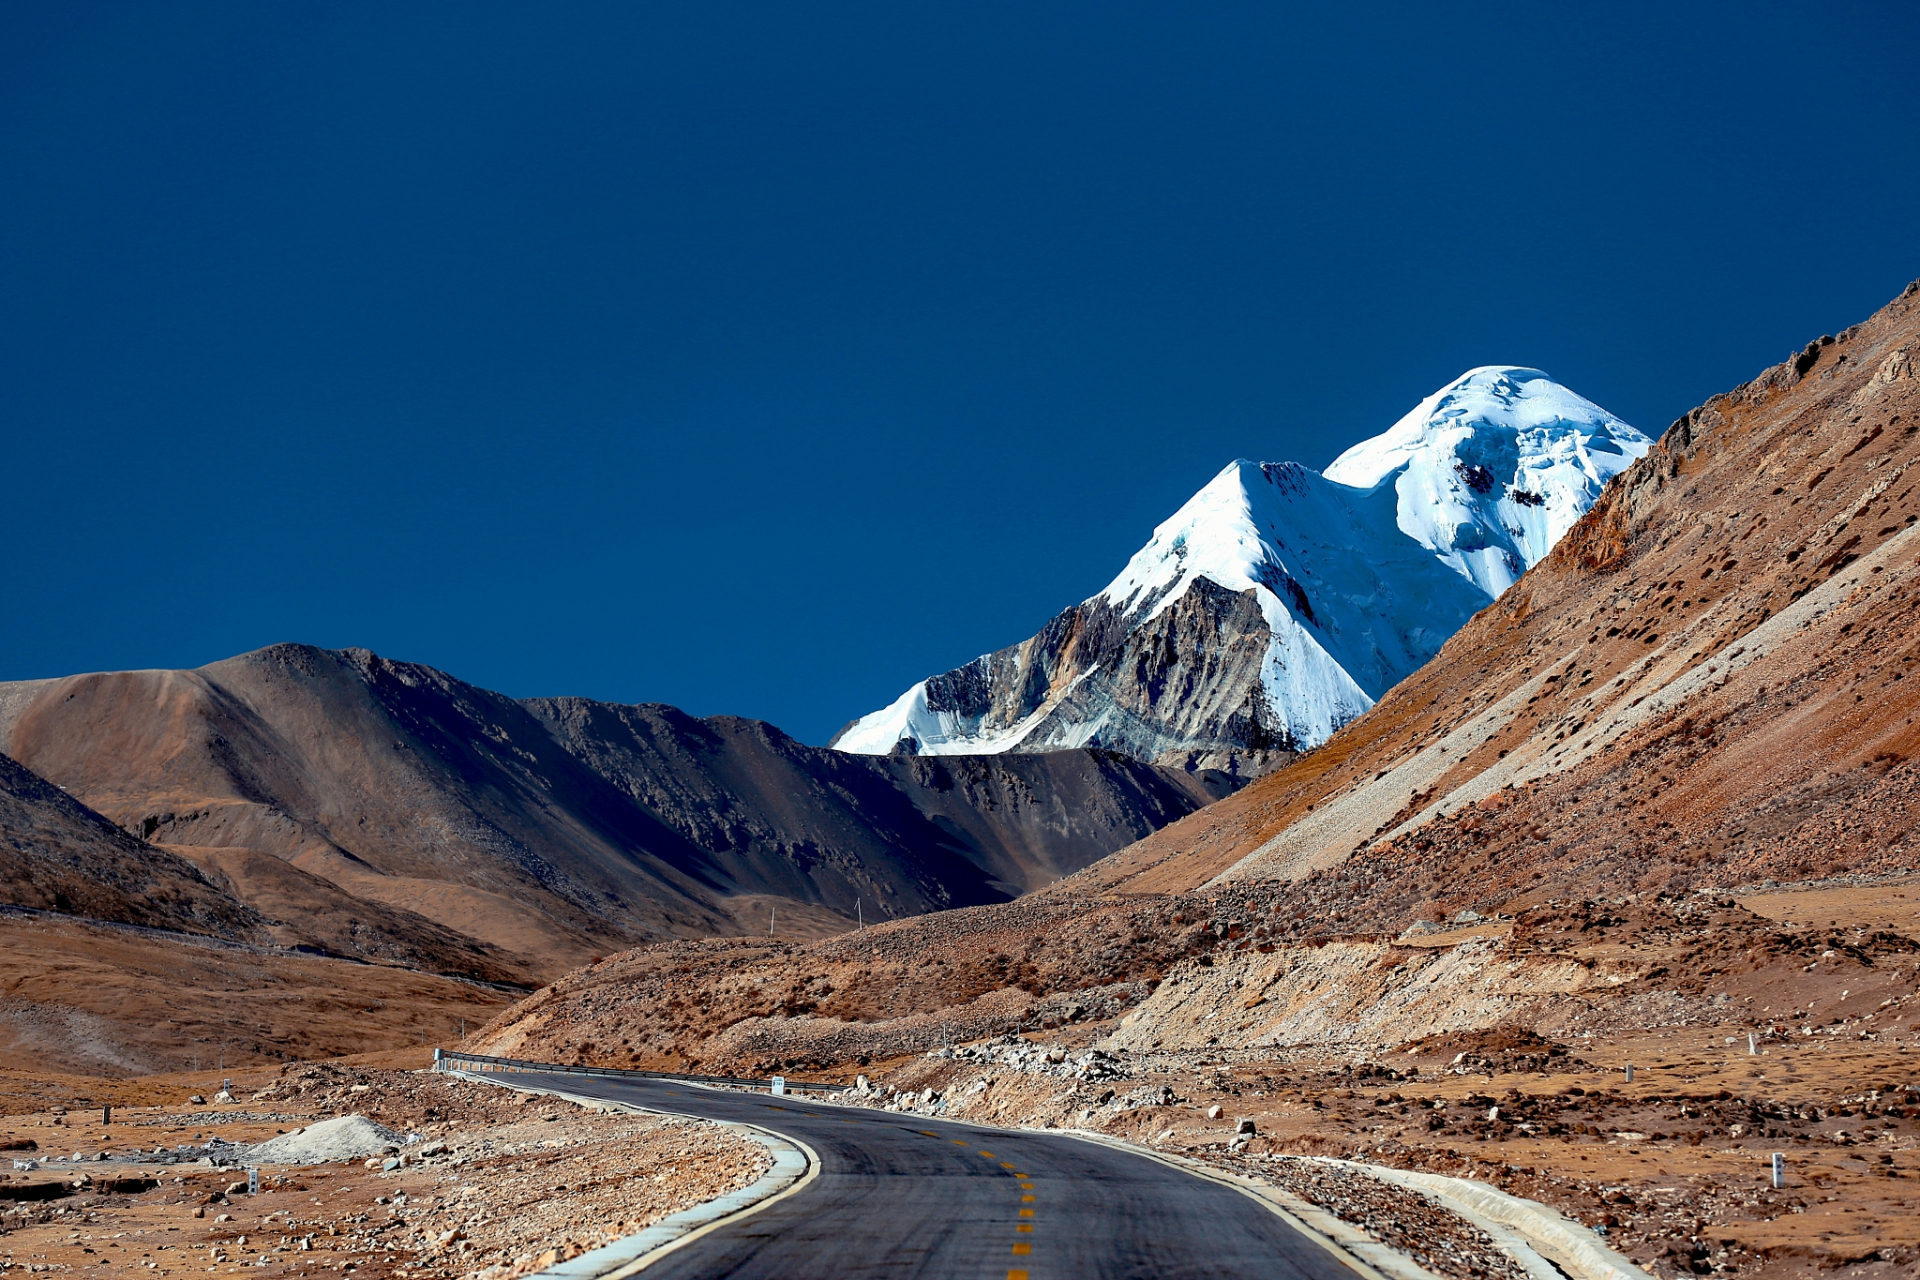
857,898,862,929
769,904,776,936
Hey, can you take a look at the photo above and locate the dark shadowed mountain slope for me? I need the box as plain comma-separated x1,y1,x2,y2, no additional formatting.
0,647,1231,982
527,699,1226,900
0,750,259,940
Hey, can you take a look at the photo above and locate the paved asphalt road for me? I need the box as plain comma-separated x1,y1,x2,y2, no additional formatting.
502,1069,1358,1280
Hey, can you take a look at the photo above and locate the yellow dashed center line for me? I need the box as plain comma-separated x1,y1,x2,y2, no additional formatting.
1018,1209,1034,1218
1009,1270,1029,1280
1016,1225,1032,1234
1011,1244,1031,1256
1020,1194,1035,1203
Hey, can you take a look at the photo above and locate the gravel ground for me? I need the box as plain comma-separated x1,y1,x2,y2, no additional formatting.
0,1063,770,1280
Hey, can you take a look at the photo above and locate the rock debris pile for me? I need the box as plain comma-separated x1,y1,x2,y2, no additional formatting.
930,1035,1131,1082
240,1115,411,1166
1246,1156,1531,1280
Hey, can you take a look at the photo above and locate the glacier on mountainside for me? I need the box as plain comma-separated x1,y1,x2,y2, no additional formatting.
1322,366,1646,599
833,366,1650,761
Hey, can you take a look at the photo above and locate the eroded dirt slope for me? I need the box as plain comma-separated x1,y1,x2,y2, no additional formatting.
0,917,511,1076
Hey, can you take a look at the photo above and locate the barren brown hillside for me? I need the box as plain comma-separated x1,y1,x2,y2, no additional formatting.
0,648,1230,986
0,752,258,941
0,915,510,1075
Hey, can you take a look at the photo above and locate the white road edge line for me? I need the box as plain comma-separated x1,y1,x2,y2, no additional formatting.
446,1069,820,1280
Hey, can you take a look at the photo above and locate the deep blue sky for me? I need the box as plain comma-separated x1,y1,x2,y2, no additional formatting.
4,3,1916,744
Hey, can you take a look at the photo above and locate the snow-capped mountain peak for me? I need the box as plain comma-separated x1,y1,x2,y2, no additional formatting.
1322,366,1649,598
833,367,1648,763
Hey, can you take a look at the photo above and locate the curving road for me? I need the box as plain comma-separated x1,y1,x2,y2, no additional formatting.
496,1069,1358,1280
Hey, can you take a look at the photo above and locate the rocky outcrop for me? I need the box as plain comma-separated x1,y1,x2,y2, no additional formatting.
872,577,1289,764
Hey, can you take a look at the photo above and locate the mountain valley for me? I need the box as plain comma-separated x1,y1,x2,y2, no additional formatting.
468,280,1920,1279
6,281,1920,1279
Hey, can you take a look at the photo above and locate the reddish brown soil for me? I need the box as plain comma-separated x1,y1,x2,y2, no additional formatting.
0,918,512,1078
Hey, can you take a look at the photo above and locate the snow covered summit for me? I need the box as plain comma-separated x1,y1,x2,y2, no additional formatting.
833,367,1649,765
1323,366,1647,598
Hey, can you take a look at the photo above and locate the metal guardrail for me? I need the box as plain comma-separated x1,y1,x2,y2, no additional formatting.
434,1048,851,1093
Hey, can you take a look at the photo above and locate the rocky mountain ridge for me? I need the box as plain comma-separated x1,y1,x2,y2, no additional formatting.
0,750,259,941
0,645,1231,984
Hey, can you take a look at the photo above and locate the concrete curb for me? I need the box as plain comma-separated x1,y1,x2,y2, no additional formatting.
446,1070,819,1279
1315,1159,1654,1280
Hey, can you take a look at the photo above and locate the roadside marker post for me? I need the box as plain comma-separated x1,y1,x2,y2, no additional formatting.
1624,1064,1634,1083
1771,1153,1785,1189
771,1076,786,1096
1748,1034,1757,1055
247,1167,260,1196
